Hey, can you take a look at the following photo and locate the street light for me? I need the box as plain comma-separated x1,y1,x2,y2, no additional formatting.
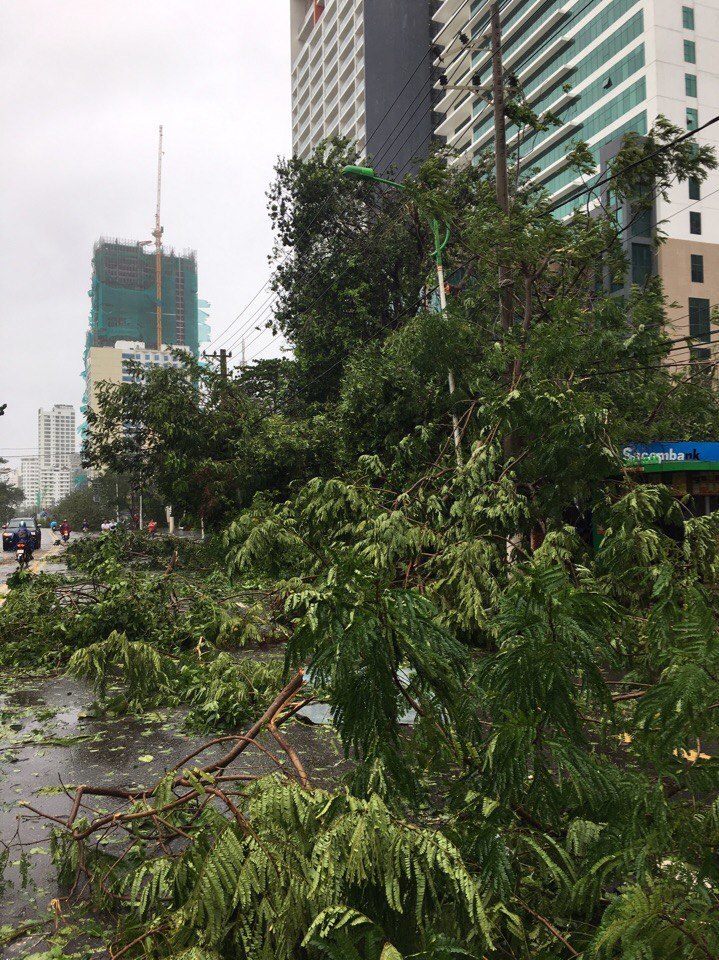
342,165,461,461
342,167,450,292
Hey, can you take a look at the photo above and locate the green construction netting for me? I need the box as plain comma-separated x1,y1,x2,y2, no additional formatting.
87,240,201,355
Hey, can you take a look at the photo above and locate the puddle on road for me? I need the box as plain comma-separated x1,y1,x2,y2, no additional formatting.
0,670,350,942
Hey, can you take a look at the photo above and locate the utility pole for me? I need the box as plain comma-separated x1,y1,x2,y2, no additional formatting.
204,348,232,381
153,125,164,350
490,2,513,338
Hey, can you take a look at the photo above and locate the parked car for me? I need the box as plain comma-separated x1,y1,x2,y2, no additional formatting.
2,516,42,552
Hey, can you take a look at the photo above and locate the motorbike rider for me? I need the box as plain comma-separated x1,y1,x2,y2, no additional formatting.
11,521,34,562
59,519,71,541
82,517,89,533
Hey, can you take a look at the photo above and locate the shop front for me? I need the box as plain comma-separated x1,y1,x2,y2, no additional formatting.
622,442,719,516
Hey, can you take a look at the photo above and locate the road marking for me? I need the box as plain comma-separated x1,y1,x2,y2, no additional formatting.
0,539,65,605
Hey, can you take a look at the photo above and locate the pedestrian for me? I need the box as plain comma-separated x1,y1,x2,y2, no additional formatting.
148,520,158,538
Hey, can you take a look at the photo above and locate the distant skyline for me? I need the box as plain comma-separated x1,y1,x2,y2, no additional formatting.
0,1,290,466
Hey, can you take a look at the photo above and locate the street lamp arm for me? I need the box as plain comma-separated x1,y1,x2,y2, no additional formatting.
435,221,450,256
342,165,450,261
341,165,405,190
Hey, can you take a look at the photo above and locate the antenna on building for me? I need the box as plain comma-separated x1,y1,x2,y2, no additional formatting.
152,125,164,350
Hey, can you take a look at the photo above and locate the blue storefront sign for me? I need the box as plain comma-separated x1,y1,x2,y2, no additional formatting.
623,442,719,465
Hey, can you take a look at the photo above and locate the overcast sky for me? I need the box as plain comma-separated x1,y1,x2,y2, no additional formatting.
0,1,290,465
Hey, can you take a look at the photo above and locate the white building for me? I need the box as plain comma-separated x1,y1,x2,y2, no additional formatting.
38,404,76,471
432,0,719,354
290,0,433,174
41,467,75,509
34,405,77,510
20,456,40,511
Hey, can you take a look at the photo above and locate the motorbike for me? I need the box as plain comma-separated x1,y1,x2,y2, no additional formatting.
16,543,31,570
61,531,70,543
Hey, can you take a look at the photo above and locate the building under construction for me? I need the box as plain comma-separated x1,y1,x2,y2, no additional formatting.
86,238,203,355
81,238,210,444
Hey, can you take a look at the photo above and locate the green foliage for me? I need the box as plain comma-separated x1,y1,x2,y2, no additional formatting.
0,457,22,524
60,780,496,960
179,654,284,732
16,118,719,959
68,630,171,706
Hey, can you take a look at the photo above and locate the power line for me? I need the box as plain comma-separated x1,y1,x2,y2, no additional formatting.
544,113,719,217
234,32,499,367
207,0,479,354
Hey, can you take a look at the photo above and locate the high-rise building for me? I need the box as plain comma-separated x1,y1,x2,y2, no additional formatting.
290,0,433,173
81,238,210,440
432,0,719,358
19,457,40,511
38,404,75,471
21,405,81,511
86,239,206,357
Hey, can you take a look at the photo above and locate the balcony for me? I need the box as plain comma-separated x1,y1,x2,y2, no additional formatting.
433,0,523,47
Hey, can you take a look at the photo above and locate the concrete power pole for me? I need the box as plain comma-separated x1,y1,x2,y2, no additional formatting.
204,348,232,381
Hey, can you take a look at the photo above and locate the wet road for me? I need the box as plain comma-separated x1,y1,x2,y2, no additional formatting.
0,528,71,593
0,531,349,953
0,671,348,954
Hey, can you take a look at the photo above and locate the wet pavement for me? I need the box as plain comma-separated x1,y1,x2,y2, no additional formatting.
0,530,69,594
0,666,348,955
0,533,350,954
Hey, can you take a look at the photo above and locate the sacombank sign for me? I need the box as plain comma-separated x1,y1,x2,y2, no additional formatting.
622,442,719,465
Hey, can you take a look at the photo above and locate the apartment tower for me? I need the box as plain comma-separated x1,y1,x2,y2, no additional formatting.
38,404,75,470
432,0,719,357
290,0,434,174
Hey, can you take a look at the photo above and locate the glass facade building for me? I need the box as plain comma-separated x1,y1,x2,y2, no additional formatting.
432,0,719,362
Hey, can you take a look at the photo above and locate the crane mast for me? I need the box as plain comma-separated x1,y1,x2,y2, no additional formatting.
153,125,164,349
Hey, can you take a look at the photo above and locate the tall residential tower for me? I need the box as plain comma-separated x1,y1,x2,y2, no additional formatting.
290,0,434,173
432,0,719,356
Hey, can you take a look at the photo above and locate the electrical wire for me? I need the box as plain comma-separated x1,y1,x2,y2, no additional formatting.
209,2,718,424
235,3,507,366
207,0,479,353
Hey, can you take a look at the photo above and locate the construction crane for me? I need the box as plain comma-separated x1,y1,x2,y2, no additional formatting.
153,125,164,350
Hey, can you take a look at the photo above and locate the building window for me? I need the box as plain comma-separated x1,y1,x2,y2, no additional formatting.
690,211,702,234
631,244,652,284
689,176,701,200
683,6,695,29
631,207,651,237
687,108,698,130
684,39,696,63
685,73,697,97
691,254,704,282
689,297,711,343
